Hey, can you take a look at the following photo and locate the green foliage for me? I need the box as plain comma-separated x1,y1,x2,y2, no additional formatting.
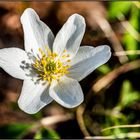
31,111,43,120
122,4,140,60
34,127,60,139
123,33,137,52
97,64,111,74
0,123,33,139
0,123,60,139
119,80,140,107
108,2,132,19
109,2,140,60
130,6,139,30
102,80,140,137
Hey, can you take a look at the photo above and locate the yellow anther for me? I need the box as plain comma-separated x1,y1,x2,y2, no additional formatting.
32,47,71,83
39,48,45,56
66,54,70,57
45,46,51,56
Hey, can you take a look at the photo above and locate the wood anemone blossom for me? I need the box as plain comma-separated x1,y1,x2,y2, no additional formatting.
0,8,111,114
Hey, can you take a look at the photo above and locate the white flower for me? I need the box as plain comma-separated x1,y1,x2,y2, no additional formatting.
0,8,111,114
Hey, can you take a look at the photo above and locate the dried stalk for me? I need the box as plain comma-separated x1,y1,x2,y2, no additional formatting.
40,114,73,126
86,132,140,139
120,21,140,42
76,105,90,137
76,59,140,138
118,14,140,42
29,114,74,135
114,50,140,56
102,124,140,132
89,11,128,64
92,59,140,93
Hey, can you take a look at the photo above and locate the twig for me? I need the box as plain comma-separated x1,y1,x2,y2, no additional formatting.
118,14,140,42
40,114,73,126
76,59,140,138
133,2,140,9
114,50,140,56
92,59,140,93
28,114,74,135
102,124,140,132
76,105,90,137
86,132,140,139
121,21,140,42
90,11,128,64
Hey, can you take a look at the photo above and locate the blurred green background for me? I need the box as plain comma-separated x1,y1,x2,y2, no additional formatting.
0,1,140,139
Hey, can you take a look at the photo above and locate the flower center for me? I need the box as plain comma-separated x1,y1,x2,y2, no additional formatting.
46,60,56,72
32,47,70,83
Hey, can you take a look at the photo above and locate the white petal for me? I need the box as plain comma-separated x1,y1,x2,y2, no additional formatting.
53,14,85,59
67,45,111,81
21,8,54,57
18,80,53,114
0,48,30,80
49,76,83,108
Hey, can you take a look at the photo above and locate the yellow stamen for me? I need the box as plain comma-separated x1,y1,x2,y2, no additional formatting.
32,47,71,84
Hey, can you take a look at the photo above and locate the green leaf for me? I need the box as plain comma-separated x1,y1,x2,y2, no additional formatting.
123,33,138,60
120,80,140,107
130,5,139,30
34,127,60,139
0,123,33,139
31,111,43,119
97,64,111,74
122,3,139,60
108,2,132,19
